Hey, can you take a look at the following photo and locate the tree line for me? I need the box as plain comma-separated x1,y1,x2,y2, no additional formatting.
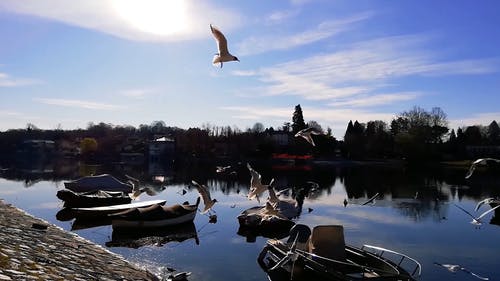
0,105,498,165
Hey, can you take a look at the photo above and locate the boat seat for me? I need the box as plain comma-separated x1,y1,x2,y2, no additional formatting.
287,224,311,251
307,225,346,261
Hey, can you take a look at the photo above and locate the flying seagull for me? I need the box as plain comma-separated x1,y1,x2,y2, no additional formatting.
362,192,380,206
191,180,217,214
294,127,322,146
453,203,500,225
475,197,498,211
210,24,239,68
247,163,274,202
434,262,489,280
465,158,500,179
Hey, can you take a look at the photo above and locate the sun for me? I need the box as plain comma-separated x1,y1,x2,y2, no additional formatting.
112,0,188,36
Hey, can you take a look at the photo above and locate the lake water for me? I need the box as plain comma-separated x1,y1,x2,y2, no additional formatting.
0,161,499,281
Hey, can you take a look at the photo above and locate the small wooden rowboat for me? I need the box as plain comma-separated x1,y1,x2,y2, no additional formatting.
71,199,167,218
64,174,135,193
110,197,200,229
56,189,132,208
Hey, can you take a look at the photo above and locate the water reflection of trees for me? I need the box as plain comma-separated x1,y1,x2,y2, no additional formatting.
2,159,500,224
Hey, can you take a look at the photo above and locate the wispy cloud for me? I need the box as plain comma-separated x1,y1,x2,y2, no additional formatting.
450,112,500,129
237,12,374,56
120,88,155,99
0,0,242,42
328,92,422,107
0,72,41,87
231,70,258,77
34,98,125,110
239,34,497,107
0,110,22,117
265,9,300,24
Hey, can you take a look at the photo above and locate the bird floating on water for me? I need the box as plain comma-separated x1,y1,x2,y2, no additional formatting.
191,180,217,214
453,203,500,226
210,24,239,68
294,127,322,146
465,158,500,179
434,262,489,280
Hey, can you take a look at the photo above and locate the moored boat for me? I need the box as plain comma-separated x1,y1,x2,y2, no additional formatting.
64,174,136,193
110,197,200,229
58,199,167,220
258,224,421,281
56,189,132,207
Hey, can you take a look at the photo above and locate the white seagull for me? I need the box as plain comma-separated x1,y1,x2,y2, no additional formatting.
247,163,274,202
362,192,380,206
267,186,300,219
210,24,239,68
191,180,217,214
434,262,489,280
465,158,500,179
294,127,322,146
453,203,500,225
475,197,498,211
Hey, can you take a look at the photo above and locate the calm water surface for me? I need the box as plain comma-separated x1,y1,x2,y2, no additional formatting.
1,162,499,281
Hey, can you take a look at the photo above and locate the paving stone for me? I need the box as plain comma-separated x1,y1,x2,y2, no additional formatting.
0,200,159,281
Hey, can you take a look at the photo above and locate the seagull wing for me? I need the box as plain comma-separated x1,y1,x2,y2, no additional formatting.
210,24,229,56
247,163,262,187
460,267,490,280
362,193,380,205
475,198,495,211
453,203,476,219
465,163,477,179
268,186,279,204
191,180,211,204
476,204,500,220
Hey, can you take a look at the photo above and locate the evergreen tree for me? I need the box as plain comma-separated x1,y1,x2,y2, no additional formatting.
292,104,306,134
487,120,500,144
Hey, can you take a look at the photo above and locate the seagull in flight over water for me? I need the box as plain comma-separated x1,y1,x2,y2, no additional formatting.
453,203,500,225
475,197,498,211
465,158,500,179
191,180,217,214
210,24,239,68
247,163,274,202
362,193,380,206
294,127,322,146
434,262,489,280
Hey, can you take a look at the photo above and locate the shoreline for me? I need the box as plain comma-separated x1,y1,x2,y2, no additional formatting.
0,199,159,281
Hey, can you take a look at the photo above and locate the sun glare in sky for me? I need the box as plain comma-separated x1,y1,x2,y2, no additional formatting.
112,0,188,36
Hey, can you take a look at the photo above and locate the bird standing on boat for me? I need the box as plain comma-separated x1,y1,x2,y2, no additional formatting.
294,127,322,146
210,24,239,68
465,158,500,179
247,163,274,202
191,180,217,214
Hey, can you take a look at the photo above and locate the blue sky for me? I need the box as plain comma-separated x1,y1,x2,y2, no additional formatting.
1,0,499,138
